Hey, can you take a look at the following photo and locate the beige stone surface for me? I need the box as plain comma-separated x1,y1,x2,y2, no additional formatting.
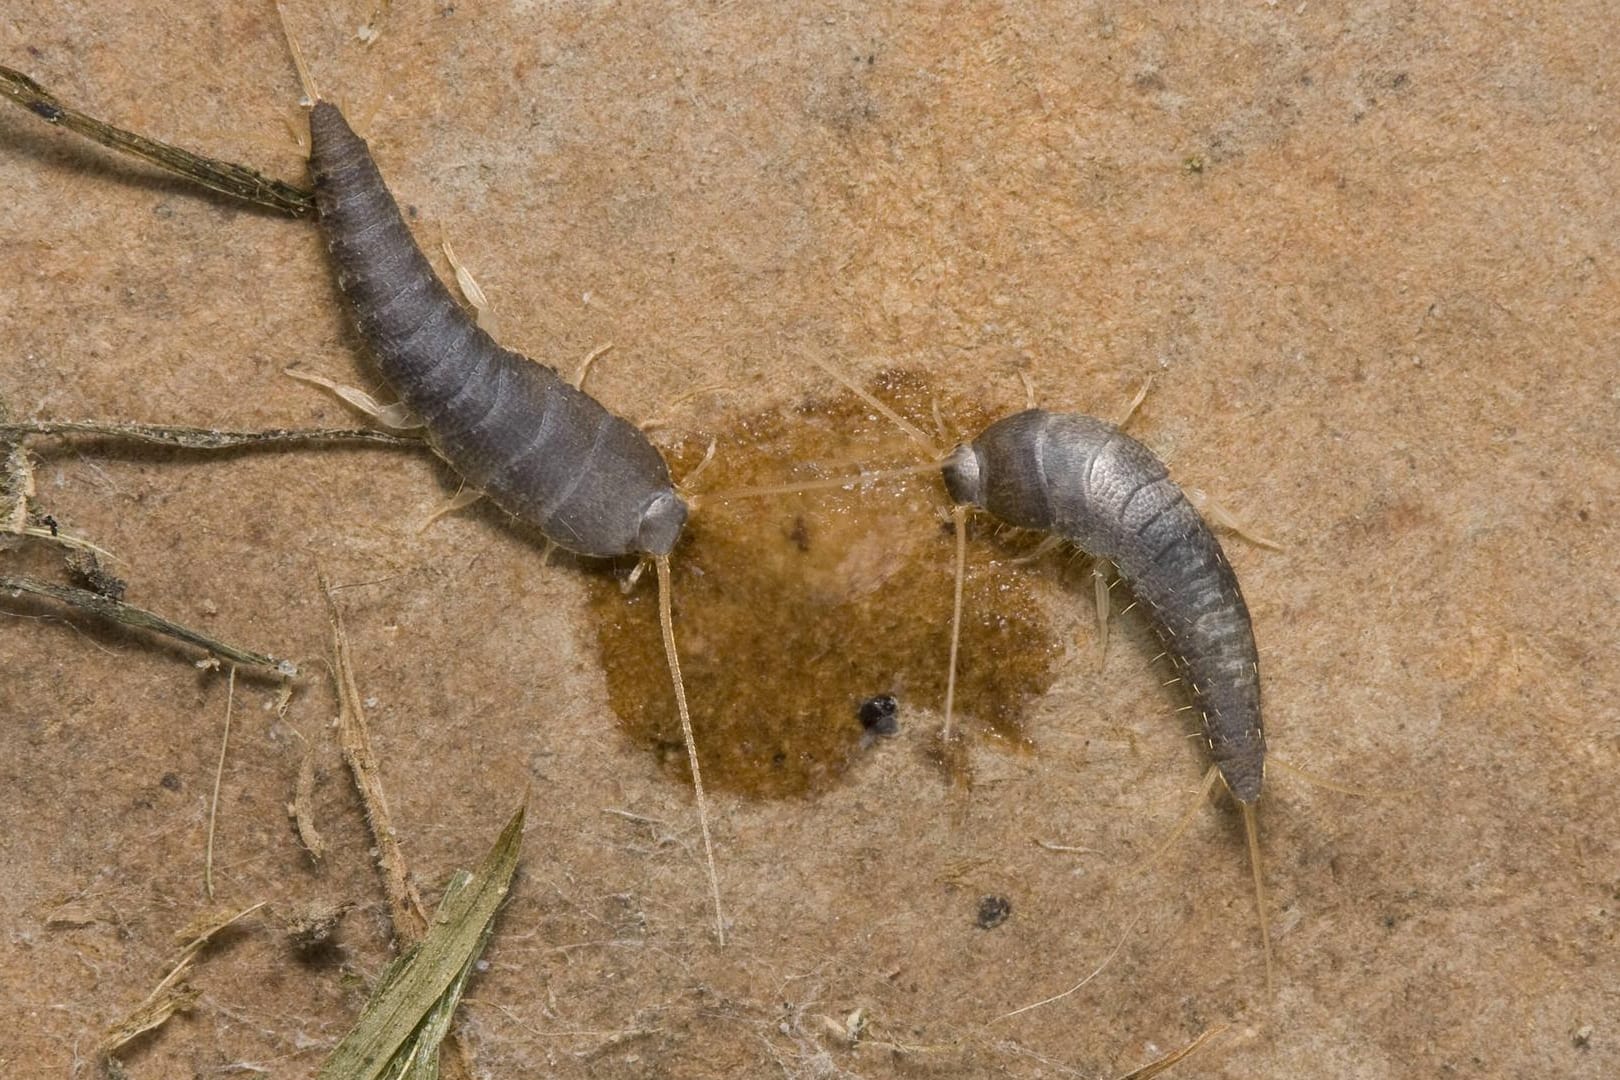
2,3,1616,1077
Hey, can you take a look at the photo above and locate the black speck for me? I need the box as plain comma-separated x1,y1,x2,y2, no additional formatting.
1577,508,1589,522
976,895,1011,929
27,99,64,122
858,695,899,736
787,516,811,552
771,751,786,767
407,205,420,219
1381,913,1397,930
160,772,182,792
41,514,58,537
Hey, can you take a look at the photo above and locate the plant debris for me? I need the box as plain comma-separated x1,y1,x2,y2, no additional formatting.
0,418,418,451
315,805,525,1080
0,574,297,674
99,901,265,1070
0,63,315,217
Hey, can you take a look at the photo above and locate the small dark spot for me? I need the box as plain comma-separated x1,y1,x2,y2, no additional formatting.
406,205,420,219
867,54,876,66
787,516,811,552
857,695,899,736
160,772,182,792
1391,72,1409,90
1577,508,1589,521
26,45,43,58
1132,70,1166,93
1381,913,1397,930
976,895,1011,929
41,514,58,537
771,751,786,767
27,99,64,123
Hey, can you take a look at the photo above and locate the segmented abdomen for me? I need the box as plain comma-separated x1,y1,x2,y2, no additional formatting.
960,409,1264,801
305,102,680,557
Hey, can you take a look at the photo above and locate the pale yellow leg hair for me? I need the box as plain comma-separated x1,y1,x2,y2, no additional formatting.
1018,370,1038,412
275,3,321,105
1092,558,1112,670
640,383,734,432
285,368,424,430
1186,487,1282,550
1242,800,1275,995
621,557,646,594
677,439,719,495
1111,1024,1229,1080
573,342,614,391
1267,755,1405,798
941,505,968,742
441,236,500,335
708,460,942,502
418,487,483,532
656,555,726,945
810,358,940,458
282,112,309,154
995,907,1145,1020
1138,765,1275,993
1116,375,1153,430
1141,763,1222,870
1009,533,1064,565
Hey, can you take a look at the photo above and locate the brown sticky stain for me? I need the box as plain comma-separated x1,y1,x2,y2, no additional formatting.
587,370,1064,799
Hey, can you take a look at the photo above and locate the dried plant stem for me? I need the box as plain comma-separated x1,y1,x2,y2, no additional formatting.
0,574,296,674
1,64,314,216
0,419,418,452
204,666,237,901
320,576,429,944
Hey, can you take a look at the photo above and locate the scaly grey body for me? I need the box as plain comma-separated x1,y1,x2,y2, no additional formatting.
942,409,1264,802
307,101,686,558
